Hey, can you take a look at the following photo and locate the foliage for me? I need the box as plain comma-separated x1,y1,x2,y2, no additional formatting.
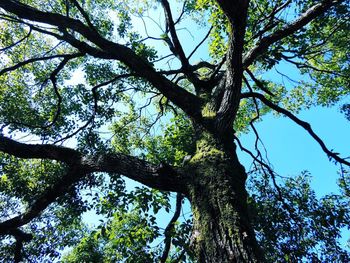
249,171,350,262
62,211,161,263
0,0,349,262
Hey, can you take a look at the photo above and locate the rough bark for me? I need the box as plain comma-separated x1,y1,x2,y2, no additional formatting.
0,1,347,261
184,132,265,262
0,135,187,235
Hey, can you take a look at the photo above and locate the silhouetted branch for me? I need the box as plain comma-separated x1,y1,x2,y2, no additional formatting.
160,0,205,86
245,69,275,97
187,26,213,60
251,0,292,39
243,76,264,161
0,25,32,52
54,73,134,143
241,92,350,166
0,135,81,164
243,0,344,67
8,229,32,263
46,54,83,129
0,0,204,123
160,0,188,67
234,136,301,229
160,193,184,263
281,54,347,77
70,0,97,32
173,1,187,25
0,53,82,76
0,168,85,234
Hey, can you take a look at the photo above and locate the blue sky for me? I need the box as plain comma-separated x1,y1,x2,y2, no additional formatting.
239,105,350,197
81,0,350,253
129,2,350,196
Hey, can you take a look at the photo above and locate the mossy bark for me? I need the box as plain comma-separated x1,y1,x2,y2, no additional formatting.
185,133,264,262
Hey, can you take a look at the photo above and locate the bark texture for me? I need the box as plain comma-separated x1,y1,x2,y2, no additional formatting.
0,1,346,262
184,132,264,262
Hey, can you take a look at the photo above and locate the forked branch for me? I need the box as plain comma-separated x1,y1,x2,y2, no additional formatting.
0,135,187,191
0,0,204,123
0,136,187,243
243,0,344,67
0,53,83,76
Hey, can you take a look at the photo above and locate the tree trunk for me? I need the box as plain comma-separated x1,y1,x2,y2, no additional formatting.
185,132,265,262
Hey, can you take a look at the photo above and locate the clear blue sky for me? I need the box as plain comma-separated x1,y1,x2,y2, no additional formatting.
239,105,350,197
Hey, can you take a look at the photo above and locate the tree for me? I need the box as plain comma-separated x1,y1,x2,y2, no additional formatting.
0,0,349,262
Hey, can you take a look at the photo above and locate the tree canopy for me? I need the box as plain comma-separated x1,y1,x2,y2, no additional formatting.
0,0,349,262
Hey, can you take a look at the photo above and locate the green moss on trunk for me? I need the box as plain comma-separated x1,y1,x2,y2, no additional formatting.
184,133,264,262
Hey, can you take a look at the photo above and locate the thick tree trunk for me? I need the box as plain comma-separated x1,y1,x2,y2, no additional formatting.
185,133,264,262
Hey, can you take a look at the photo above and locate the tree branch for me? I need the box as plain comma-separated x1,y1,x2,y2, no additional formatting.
281,54,347,77
160,0,204,86
0,135,187,192
82,154,186,193
0,137,187,236
45,54,83,129
234,135,302,231
187,26,213,60
243,0,343,67
241,92,350,166
215,0,250,24
0,25,32,52
0,0,203,123
11,229,32,263
251,0,292,40
0,168,86,234
160,193,184,263
54,73,135,143
160,0,188,68
245,69,275,97
214,0,250,136
0,53,82,76
70,0,97,32
0,135,81,165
